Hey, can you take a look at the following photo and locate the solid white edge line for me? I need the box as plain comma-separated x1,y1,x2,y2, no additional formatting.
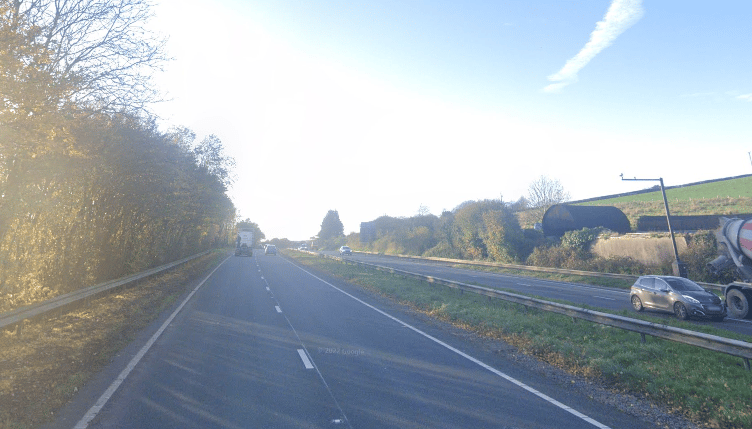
73,255,232,429
297,348,314,369
286,259,612,429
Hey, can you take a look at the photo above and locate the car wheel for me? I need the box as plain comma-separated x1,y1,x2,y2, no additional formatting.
674,302,689,320
631,295,643,312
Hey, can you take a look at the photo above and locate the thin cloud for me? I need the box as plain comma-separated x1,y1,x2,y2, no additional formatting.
683,92,752,102
682,92,718,98
543,0,644,93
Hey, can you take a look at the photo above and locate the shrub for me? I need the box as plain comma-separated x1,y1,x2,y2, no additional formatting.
526,245,582,270
561,227,605,253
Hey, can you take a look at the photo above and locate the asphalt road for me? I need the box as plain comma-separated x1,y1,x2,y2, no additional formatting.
50,252,677,428
333,252,752,336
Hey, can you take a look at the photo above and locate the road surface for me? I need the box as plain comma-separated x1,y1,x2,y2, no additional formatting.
334,252,752,336
48,252,672,428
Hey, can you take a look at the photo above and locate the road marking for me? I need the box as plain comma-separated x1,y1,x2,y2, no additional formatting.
289,260,612,429
266,286,270,291
298,349,314,369
281,306,351,426
73,256,232,429
594,296,616,301
275,305,282,313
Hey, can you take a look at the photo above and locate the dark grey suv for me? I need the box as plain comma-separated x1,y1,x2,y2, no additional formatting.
630,275,726,321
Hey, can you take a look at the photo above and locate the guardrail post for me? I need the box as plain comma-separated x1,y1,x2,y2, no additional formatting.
745,358,750,371
640,333,646,344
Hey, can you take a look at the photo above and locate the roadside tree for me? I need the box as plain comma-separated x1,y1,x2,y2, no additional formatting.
236,219,265,248
193,134,236,189
482,209,524,263
6,0,168,114
1,0,169,283
527,175,570,210
319,210,344,240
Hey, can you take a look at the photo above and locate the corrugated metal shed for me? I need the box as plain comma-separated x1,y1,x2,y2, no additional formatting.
542,204,631,237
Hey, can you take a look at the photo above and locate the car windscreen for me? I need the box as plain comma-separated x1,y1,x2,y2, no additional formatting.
664,278,704,292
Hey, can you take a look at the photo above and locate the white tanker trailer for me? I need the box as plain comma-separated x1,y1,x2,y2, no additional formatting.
708,217,752,319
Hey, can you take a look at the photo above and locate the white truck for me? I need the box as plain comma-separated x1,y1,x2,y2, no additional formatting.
235,229,254,256
708,217,752,319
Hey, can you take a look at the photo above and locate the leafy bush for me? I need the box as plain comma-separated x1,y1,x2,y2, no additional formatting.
561,227,605,252
359,200,530,262
422,240,462,259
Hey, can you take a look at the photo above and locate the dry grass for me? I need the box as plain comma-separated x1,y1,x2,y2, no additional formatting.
0,252,224,429
592,233,688,266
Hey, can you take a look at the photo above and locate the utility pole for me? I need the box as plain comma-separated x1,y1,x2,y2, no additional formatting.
620,174,687,277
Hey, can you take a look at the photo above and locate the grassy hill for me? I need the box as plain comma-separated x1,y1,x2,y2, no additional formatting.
517,175,752,230
584,174,752,204
580,175,752,229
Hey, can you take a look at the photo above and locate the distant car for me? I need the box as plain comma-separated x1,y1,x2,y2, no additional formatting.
264,245,277,255
630,275,726,321
339,246,352,255
299,245,308,251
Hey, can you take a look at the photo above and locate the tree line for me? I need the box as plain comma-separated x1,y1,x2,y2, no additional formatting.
347,176,719,281
1,1,236,312
350,198,719,281
344,176,570,261
353,199,539,263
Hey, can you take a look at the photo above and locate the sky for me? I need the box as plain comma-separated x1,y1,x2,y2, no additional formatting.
148,0,752,240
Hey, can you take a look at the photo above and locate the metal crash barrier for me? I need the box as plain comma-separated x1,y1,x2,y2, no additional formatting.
0,251,211,330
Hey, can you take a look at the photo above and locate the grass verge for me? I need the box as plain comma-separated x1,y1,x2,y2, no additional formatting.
451,263,636,289
288,251,752,429
0,251,226,429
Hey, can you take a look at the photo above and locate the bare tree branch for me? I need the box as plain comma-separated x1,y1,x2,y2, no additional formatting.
527,175,570,209
9,0,169,115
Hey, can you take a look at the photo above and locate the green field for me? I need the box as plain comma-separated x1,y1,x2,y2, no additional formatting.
574,176,752,229
584,175,752,206
516,176,752,231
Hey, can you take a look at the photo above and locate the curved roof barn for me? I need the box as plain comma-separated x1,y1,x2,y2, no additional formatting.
542,204,631,237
